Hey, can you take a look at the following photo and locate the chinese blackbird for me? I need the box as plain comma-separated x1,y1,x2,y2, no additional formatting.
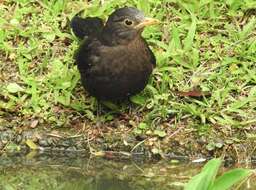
71,7,158,100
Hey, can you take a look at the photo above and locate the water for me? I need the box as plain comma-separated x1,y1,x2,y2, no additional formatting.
0,152,255,190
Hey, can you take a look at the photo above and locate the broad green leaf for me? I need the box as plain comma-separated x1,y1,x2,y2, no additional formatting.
185,158,222,190
138,122,149,130
10,18,19,25
56,94,71,106
130,95,146,106
101,101,119,111
5,142,21,152
6,83,24,93
184,172,208,190
42,33,56,42
200,158,222,188
210,169,253,190
25,139,38,150
154,130,167,137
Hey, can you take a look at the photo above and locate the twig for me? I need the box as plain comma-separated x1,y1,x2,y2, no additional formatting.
168,125,185,139
131,139,147,153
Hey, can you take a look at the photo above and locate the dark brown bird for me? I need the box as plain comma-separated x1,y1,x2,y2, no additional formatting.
71,7,158,100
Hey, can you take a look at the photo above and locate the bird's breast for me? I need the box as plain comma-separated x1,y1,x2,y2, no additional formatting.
83,38,153,99
98,45,151,79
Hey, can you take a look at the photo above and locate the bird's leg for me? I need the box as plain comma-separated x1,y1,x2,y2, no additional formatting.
128,101,133,115
95,100,103,127
126,97,133,115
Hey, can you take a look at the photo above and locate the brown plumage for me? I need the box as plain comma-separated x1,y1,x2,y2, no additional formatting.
71,7,158,100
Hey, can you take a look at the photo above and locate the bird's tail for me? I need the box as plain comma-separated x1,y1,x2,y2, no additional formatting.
70,16,104,39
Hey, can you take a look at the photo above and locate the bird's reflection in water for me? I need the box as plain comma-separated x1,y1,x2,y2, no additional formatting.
93,177,132,190
60,170,133,190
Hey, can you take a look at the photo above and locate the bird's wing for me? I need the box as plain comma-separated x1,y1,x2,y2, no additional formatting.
75,37,102,72
142,38,156,67
70,16,104,39
147,45,156,68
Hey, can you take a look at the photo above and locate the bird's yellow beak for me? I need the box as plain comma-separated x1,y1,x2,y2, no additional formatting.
135,17,160,29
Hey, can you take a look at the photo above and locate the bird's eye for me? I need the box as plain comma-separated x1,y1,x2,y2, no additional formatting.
124,19,133,26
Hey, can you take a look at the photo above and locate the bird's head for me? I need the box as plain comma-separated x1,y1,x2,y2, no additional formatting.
102,7,159,45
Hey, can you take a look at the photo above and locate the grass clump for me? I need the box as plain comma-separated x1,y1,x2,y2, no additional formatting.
0,0,255,133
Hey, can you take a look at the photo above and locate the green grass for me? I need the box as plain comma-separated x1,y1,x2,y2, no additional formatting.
0,0,256,134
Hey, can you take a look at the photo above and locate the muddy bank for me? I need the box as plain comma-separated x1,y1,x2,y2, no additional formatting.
1,116,256,163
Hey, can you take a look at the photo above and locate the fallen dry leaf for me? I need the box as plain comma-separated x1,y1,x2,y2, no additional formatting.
174,89,211,98
30,120,39,128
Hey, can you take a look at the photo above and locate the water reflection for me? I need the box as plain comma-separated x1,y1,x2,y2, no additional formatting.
0,152,255,190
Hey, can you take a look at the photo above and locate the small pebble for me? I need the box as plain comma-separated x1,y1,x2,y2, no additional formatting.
38,139,48,147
